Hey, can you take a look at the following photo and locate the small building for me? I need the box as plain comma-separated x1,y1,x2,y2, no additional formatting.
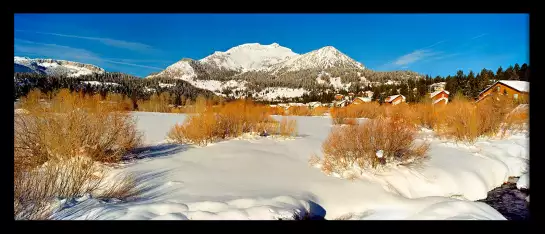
476,80,529,103
384,95,406,105
350,97,372,106
307,102,322,108
364,90,374,98
348,92,355,97
429,82,446,93
334,94,344,101
430,90,450,105
333,99,348,107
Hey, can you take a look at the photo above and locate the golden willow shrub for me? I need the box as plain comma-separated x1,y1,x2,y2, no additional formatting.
320,117,429,175
168,100,297,146
14,89,142,166
287,106,312,116
137,92,175,113
310,106,329,116
14,89,142,220
434,94,517,143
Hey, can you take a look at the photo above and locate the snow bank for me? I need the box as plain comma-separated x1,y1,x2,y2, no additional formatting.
516,173,529,189
49,114,527,220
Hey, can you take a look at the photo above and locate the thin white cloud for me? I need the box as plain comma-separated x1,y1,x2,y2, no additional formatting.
15,29,156,53
421,40,446,49
14,39,163,70
470,33,488,40
393,49,439,66
100,59,164,70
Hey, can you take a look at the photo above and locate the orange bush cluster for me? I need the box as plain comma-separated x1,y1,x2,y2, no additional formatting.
14,89,142,220
168,99,297,146
319,117,429,175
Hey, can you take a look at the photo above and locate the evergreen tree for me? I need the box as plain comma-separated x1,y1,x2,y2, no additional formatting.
496,66,504,80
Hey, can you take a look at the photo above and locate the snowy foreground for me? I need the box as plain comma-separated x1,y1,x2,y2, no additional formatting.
50,112,529,220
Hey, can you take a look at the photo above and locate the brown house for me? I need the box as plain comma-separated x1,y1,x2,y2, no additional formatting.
430,90,450,105
334,94,344,101
384,95,406,105
477,80,529,103
350,97,372,106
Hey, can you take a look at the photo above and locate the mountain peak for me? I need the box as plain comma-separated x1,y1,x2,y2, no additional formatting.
269,45,364,72
199,42,297,72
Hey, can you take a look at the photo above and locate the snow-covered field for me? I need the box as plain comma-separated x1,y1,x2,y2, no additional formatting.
49,113,529,220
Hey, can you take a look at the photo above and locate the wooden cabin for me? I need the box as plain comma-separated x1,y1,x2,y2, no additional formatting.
334,94,344,101
476,80,529,103
350,97,372,106
384,95,406,105
430,90,450,105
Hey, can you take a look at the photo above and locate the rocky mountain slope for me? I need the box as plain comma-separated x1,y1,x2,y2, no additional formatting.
14,56,105,77
146,43,422,100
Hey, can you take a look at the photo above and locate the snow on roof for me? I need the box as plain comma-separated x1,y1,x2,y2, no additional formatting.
479,80,529,96
498,80,529,92
385,95,405,103
433,97,449,105
430,90,450,98
355,97,372,103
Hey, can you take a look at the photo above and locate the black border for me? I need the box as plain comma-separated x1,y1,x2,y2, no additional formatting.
6,5,539,232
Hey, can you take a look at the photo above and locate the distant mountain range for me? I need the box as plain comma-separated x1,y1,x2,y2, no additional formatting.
14,56,105,77
145,43,422,100
14,43,423,101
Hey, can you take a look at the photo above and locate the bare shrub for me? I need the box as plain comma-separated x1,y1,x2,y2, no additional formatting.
268,106,286,116
137,92,175,113
345,102,383,119
14,157,139,220
287,106,312,116
320,117,429,175
278,117,298,137
15,89,142,166
308,154,321,166
500,104,529,137
411,103,444,129
168,99,293,145
330,107,348,125
435,94,516,143
168,113,219,146
310,106,329,116
343,118,358,125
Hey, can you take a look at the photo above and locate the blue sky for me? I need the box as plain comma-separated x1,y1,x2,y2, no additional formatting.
14,14,529,78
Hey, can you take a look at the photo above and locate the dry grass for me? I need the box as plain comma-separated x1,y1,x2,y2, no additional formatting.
287,106,312,116
330,107,348,125
501,104,529,136
168,99,294,146
268,106,286,115
434,94,516,143
14,156,138,220
308,154,321,166
137,92,175,113
14,89,143,219
15,90,142,165
278,117,298,137
330,103,384,124
168,113,219,146
310,106,329,116
319,117,429,175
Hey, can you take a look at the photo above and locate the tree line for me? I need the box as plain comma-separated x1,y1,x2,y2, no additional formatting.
14,72,217,108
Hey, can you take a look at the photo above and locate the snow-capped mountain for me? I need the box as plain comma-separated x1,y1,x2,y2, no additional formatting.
14,56,105,77
200,43,298,72
269,46,364,73
146,43,422,101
